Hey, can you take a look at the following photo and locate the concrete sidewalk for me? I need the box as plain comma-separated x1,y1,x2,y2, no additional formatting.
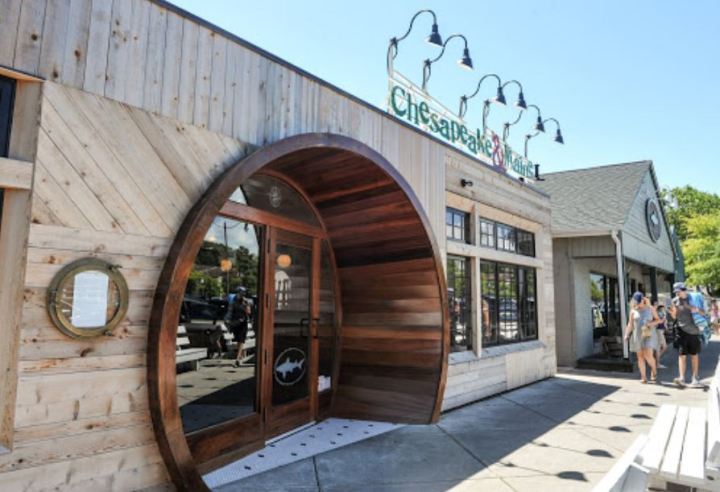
218,338,720,491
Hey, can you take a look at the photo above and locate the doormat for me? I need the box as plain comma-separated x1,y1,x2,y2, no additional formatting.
203,418,404,489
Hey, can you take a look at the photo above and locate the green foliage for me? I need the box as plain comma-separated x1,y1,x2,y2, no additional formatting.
683,213,720,292
661,186,720,241
590,279,604,302
187,269,223,298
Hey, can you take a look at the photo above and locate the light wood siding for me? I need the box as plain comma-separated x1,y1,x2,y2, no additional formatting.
622,171,675,272
442,155,555,410
0,0,555,488
1,82,245,489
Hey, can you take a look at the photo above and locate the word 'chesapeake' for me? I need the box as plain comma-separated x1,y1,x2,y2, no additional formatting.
389,84,535,179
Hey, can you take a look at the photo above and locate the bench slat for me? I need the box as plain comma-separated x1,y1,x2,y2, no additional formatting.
640,404,677,472
708,380,720,466
177,325,187,335
177,337,191,347
176,348,207,363
660,406,689,480
679,407,706,485
592,434,648,492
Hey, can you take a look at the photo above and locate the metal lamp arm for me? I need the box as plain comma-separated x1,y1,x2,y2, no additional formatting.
501,79,524,93
387,9,438,72
524,130,541,158
527,104,542,120
503,110,525,141
422,34,469,90
458,73,501,118
543,117,561,133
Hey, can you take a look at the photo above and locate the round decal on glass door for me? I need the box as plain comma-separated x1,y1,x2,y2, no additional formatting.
268,185,282,208
274,347,306,386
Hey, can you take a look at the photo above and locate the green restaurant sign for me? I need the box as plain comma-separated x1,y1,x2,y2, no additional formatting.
387,74,537,181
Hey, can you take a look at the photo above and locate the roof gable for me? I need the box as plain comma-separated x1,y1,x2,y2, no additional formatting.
536,161,651,235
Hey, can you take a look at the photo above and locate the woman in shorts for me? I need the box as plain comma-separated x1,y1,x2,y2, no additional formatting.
624,292,660,383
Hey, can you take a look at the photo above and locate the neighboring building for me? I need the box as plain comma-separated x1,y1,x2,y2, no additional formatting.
0,0,556,490
536,161,677,367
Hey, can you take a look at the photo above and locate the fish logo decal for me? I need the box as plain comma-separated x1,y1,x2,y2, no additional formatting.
274,347,306,386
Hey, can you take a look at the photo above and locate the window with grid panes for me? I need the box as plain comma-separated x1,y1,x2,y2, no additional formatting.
479,219,495,248
447,255,472,351
496,223,516,252
481,261,538,346
517,229,535,257
446,207,470,243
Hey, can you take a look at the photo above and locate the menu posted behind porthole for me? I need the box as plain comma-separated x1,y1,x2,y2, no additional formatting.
70,271,110,327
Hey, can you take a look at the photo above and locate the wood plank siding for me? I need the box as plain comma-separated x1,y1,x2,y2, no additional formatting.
0,0,554,490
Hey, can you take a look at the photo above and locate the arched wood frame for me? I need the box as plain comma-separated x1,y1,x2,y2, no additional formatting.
148,133,449,491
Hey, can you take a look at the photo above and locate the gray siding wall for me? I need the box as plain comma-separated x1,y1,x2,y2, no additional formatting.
553,239,574,366
553,237,620,366
622,172,675,272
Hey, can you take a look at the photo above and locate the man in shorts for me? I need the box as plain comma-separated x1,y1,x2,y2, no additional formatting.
669,282,702,387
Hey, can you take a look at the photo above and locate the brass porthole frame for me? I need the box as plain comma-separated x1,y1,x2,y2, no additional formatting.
46,258,130,339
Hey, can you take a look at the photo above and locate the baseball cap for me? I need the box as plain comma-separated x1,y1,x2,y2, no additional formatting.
673,282,687,293
632,291,644,303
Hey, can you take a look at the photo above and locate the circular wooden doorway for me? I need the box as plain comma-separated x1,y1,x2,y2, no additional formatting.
148,133,449,491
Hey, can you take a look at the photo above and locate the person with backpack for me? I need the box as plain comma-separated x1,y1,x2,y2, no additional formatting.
669,282,703,387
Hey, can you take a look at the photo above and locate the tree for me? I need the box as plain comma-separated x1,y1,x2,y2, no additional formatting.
661,186,720,241
683,213,720,293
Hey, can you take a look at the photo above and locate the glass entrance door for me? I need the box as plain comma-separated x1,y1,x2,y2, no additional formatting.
266,229,315,437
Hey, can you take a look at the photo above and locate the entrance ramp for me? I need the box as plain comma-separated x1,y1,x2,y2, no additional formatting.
203,418,403,489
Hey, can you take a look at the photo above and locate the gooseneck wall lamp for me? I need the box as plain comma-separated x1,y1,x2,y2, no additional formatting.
544,118,565,144
458,73,502,119
387,9,443,73
421,34,473,91
524,118,564,158
500,80,527,110
527,104,545,133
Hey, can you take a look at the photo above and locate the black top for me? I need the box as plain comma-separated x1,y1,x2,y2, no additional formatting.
673,296,700,335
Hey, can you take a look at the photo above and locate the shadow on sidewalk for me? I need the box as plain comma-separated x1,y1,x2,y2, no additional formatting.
218,377,622,491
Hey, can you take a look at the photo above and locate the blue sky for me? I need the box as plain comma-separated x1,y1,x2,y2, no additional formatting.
172,0,720,194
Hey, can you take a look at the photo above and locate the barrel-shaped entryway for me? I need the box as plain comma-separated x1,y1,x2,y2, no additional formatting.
148,133,449,491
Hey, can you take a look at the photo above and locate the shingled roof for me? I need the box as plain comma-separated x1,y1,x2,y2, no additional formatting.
535,161,652,235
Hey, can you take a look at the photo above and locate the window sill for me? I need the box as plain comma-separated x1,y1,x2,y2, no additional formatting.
448,340,546,366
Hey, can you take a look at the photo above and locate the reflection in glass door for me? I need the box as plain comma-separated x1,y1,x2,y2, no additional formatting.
271,240,312,407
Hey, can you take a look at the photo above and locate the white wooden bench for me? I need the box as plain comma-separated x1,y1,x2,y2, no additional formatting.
597,358,720,491
636,360,720,490
176,325,207,371
592,435,649,492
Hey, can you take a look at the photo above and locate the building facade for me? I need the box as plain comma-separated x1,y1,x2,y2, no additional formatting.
0,0,556,489
537,162,677,366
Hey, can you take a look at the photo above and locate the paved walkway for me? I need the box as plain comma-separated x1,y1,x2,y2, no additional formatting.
217,338,720,491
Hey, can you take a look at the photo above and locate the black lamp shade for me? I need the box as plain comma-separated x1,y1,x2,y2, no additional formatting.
535,116,545,133
458,48,473,70
555,129,564,144
427,24,443,46
516,91,527,110
495,86,507,105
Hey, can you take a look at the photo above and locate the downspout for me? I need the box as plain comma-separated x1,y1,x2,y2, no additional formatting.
611,230,628,358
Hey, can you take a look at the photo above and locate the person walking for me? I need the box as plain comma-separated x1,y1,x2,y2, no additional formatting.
654,301,669,369
624,292,659,384
669,282,702,387
227,288,252,368
711,300,720,335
